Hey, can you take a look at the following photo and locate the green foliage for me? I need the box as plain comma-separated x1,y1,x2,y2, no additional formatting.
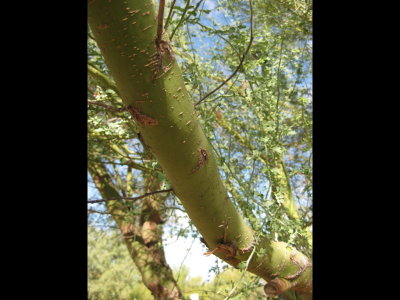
172,265,204,299
202,267,265,299
88,226,153,300
169,264,265,300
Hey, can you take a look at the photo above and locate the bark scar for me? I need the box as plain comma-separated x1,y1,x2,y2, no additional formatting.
204,243,236,257
202,218,242,266
152,39,175,79
283,253,312,280
191,148,208,174
238,238,256,254
127,105,158,126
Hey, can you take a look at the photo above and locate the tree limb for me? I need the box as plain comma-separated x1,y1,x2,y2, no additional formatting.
87,188,173,204
88,100,127,112
156,0,165,47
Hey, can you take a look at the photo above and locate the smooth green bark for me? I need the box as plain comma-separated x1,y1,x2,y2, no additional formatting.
88,1,312,298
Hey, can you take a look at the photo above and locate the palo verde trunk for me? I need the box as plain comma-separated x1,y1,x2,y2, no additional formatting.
88,1,312,298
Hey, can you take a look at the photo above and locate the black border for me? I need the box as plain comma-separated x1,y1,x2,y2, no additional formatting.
7,2,88,299
7,0,384,298
312,1,379,298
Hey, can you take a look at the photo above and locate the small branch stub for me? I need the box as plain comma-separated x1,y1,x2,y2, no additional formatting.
154,1,176,81
284,253,312,280
264,278,290,298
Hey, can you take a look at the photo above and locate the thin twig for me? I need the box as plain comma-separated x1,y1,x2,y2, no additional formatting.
169,0,191,41
87,209,125,217
195,22,241,58
223,237,257,300
175,237,196,286
88,32,96,41
194,0,254,106
88,100,127,112
274,35,285,137
156,0,165,47
87,188,173,204
164,0,177,30
180,0,204,32
186,23,204,98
